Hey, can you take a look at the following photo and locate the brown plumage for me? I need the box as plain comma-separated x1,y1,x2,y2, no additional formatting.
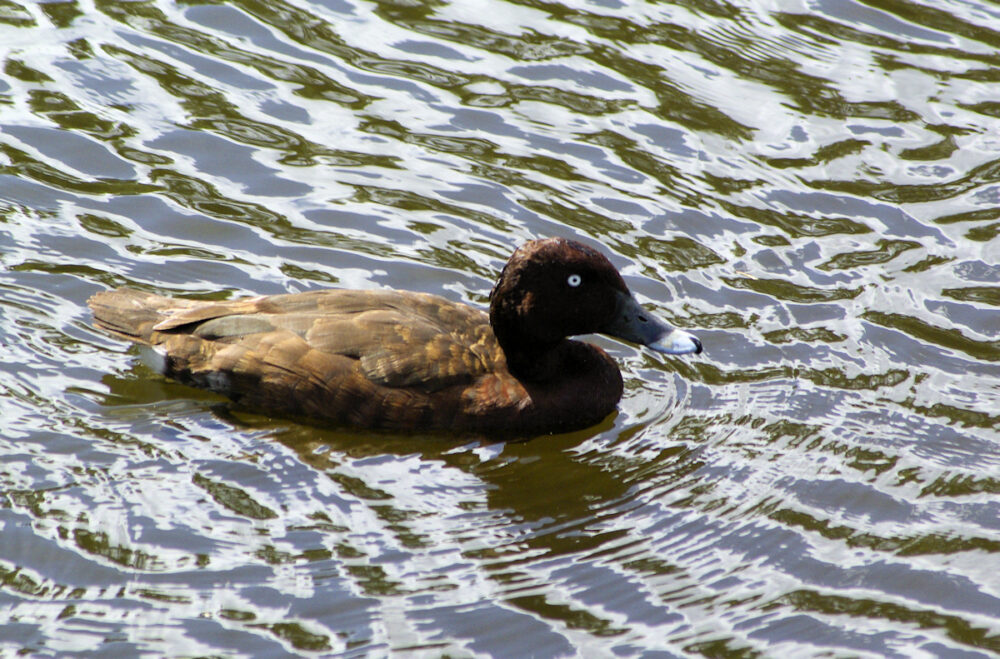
89,238,702,436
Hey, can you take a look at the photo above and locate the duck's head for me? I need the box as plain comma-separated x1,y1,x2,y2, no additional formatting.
489,238,702,362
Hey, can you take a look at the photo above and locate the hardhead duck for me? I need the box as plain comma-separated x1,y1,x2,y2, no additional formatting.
89,238,701,436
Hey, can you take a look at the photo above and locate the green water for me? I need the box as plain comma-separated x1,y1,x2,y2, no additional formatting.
2,0,999,655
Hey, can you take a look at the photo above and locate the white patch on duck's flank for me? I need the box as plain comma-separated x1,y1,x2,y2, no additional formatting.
203,372,231,394
139,345,168,374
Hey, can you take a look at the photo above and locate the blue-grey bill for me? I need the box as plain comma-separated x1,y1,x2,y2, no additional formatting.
604,291,702,355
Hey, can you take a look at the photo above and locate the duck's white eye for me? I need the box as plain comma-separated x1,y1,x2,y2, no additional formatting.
567,274,582,287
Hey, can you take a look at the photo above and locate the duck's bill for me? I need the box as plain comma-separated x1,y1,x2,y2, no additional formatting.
604,291,702,355
646,327,703,355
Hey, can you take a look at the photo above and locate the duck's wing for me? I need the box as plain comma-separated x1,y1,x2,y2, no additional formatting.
91,288,498,393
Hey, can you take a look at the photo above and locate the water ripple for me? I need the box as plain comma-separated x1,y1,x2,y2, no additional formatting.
2,0,1000,655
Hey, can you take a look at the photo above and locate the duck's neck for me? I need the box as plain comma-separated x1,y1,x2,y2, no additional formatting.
501,339,567,382
489,280,568,381
487,318,560,381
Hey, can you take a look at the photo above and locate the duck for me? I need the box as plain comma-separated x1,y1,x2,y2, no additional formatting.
88,237,701,436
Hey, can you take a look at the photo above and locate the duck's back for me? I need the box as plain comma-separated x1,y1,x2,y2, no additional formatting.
89,287,619,434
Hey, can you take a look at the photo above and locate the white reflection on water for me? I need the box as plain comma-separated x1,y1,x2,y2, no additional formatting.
2,0,1000,655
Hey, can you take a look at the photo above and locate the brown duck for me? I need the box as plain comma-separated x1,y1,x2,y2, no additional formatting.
89,238,701,436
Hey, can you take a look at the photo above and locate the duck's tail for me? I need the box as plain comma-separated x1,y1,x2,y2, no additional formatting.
88,287,177,344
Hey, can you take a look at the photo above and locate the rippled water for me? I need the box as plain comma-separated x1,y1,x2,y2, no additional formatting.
2,0,1000,655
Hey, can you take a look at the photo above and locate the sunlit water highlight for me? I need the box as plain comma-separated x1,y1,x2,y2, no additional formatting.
2,0,1000,655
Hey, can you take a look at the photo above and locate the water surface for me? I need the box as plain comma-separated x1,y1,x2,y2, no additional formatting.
2,0,1000,656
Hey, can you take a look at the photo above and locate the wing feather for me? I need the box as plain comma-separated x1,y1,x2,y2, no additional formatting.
141,289,497,393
